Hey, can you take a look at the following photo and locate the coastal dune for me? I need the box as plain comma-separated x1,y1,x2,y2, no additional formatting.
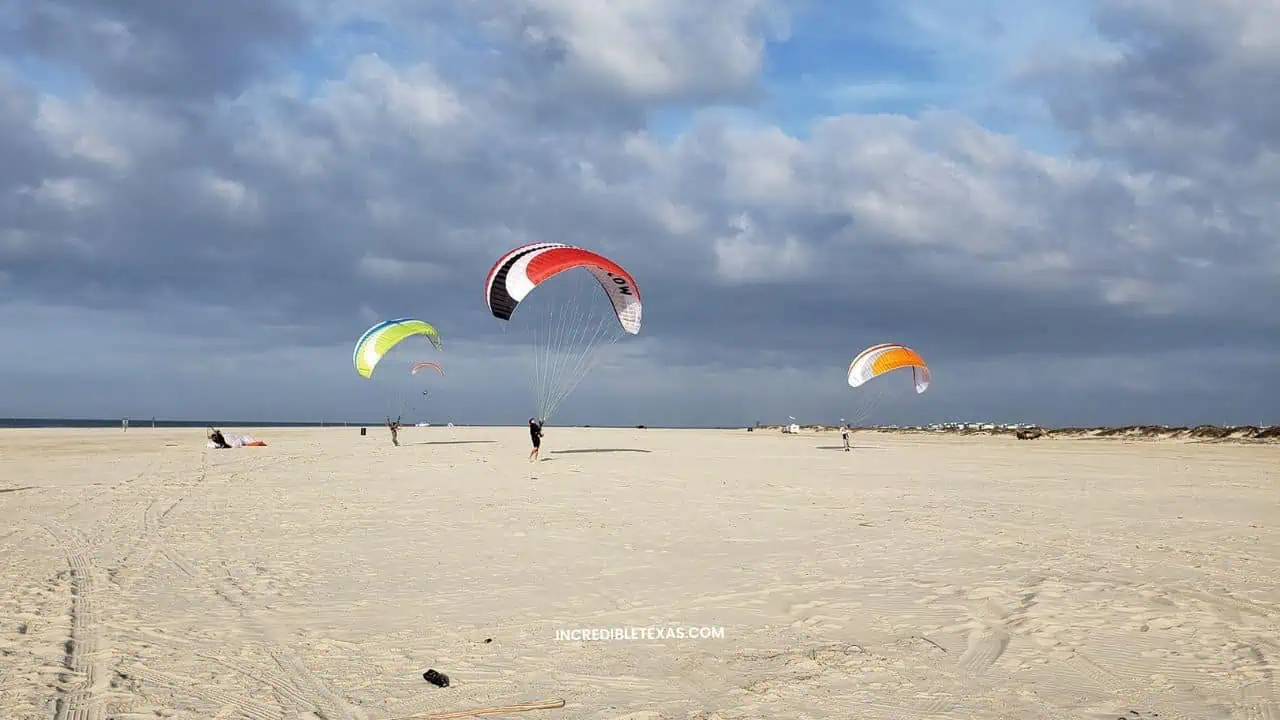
1,426,1277,718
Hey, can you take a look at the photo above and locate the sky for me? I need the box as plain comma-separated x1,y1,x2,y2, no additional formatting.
1,0,1278,427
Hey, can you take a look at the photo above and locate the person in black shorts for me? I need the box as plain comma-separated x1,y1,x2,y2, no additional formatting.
528,417,543,462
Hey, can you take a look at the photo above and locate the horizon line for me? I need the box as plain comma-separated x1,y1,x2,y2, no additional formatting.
1,417,1275,431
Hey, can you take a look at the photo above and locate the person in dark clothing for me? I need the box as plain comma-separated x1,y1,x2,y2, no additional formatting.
528,418,543,462
208,427,231,449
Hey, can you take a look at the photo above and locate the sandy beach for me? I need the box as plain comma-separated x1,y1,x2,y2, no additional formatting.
1,426,1277,719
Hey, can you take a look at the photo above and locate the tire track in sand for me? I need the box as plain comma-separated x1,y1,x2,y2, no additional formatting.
1086,582,1280,718
967,575,1196,720
108,494,186,592
43,524,107,720
116,451,326,717
109,451,296,592
124,665,283,720
24,456,184,720
112,629,306,719
19,446,297,718
158,547,356,720
831,576,1086,718
899,635,1083,719
0,455,164,562
1229,640,1280,720
1061,648,1195,720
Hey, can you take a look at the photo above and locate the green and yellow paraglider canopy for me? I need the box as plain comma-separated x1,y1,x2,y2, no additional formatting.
353,318,441,378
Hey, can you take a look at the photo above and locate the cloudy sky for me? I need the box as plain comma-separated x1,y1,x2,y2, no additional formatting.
2,0,1277,427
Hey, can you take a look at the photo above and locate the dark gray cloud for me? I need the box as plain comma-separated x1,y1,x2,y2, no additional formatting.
3,0,309,99
1,0,1277,426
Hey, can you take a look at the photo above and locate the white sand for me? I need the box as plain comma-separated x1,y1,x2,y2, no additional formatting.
1,426,1277,719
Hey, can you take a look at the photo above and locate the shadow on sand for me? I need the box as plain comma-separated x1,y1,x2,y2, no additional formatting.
550,448,651,454
415,440,497,445
815,445,881,450
0,486,36,494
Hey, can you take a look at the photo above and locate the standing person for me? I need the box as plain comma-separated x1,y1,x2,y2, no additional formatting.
528,417,543,462
122,417,129,432
841,423,851,451
386,416,401,446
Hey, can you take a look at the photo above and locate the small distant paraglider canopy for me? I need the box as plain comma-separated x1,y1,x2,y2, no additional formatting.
848,343,930,394
410,361,443,376
353,318,442,379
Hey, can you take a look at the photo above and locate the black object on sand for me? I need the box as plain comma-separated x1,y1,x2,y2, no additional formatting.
423,669,449,687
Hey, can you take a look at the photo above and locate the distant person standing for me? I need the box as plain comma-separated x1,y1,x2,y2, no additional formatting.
841,424,850,451
528,418,543,462
122,417,129,432
386,416,401,446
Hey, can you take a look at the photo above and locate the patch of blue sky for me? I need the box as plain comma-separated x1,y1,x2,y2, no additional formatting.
753,0,1102,151
642,3,932,143
761,0,945,122
5,55,89,97
865,0,1106,149
648,106,697,142
586,0,1101,156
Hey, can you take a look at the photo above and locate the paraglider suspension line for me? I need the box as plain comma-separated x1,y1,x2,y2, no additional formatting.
529,272,623,422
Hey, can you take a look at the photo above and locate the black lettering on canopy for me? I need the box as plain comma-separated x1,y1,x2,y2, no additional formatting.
608,273,633,295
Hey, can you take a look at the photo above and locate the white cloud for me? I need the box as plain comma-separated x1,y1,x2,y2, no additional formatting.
502,0,787,102
34,93,184,169
330,54,463,128
199,174,262,221
713,213,811,283
19,177,99,210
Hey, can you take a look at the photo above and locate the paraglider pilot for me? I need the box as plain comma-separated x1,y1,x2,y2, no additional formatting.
528,418,543,462
386,416,401,446
208,427,231,449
